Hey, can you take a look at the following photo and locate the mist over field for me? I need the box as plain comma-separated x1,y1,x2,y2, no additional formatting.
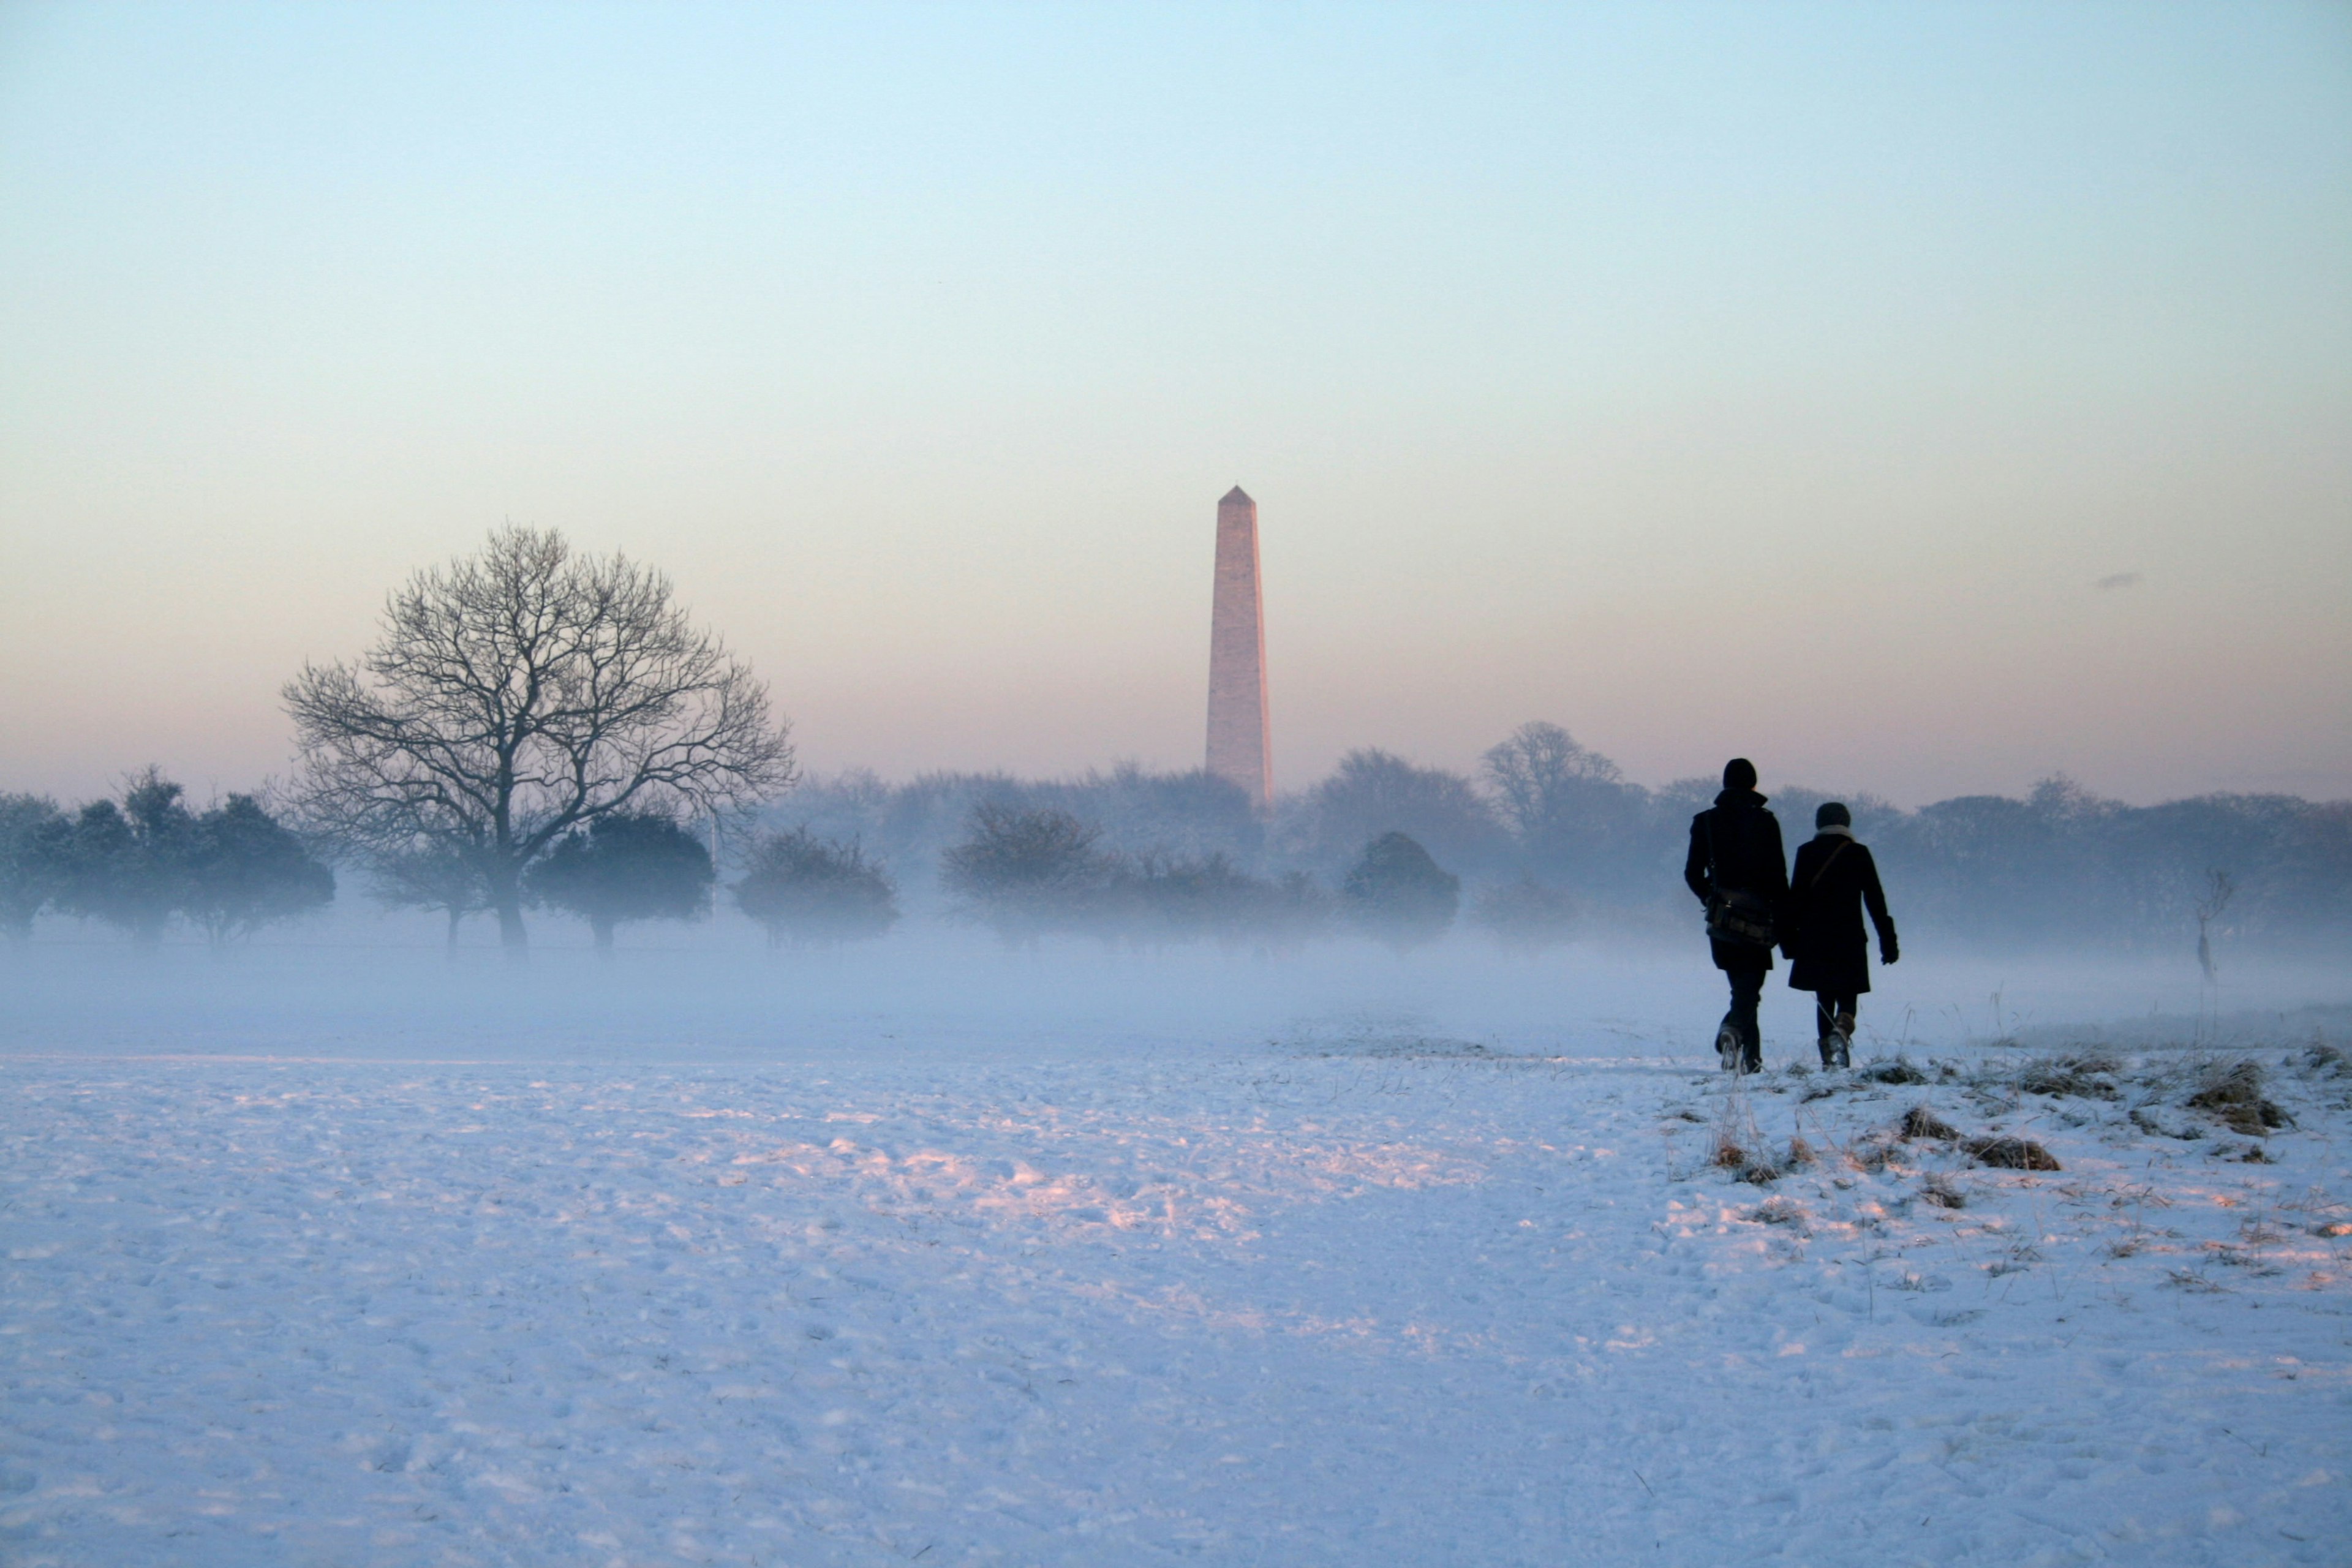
9,744,2350,1088
11,738,2350,1031
6,3,2351,1563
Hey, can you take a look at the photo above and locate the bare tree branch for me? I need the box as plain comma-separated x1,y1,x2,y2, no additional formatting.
284,526,794,951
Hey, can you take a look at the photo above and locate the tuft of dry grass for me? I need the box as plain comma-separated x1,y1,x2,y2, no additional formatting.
1900,1106,1961,1142
1710,1077,1782,1183
1849,1134,1897,1174
1860,1057,1929,1086
2185,1060,2291,1137
2013,1052,2122,1099
1966,1135,2061,1172
1920,1174,1966,1210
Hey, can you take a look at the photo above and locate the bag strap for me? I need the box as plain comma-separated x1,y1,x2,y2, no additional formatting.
1804,839,1852,893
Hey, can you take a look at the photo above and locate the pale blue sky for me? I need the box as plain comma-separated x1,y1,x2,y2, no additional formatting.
2,2,2347,805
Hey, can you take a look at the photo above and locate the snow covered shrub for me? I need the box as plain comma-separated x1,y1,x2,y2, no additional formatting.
1341,832,1460,949
733,828,899,948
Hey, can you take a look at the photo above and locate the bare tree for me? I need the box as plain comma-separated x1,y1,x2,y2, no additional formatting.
283,526,793,953
1480,722,1623,837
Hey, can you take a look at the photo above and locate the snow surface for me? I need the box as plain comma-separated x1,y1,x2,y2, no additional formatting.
2,940,2348,1566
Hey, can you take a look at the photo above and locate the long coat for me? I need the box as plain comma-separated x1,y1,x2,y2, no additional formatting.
1785,832,1898,995
1684,789,1789,973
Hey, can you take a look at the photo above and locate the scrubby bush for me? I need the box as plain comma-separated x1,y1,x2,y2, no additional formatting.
1341,831,1460,949
734,828,899,946
940,803,1116,936
775,765,1260,919
184,794,336,943
24,771,333,947
47,769,203,946
527,811,714,950
1114,853,1332,948
0,793,67,943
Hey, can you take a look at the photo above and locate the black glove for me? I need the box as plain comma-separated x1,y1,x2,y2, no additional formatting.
1881,940,1900,967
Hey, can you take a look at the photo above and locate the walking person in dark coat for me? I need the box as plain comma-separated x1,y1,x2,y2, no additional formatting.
1683,758,1789,1072
1782,801,1898,1068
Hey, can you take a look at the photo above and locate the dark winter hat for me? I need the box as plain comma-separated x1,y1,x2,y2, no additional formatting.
1723,758,1758,790
1816,801,1852,829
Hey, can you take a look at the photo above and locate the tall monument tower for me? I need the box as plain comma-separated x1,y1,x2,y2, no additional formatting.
1206,486,1272,809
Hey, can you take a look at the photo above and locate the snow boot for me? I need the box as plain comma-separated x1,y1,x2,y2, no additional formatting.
1717,1022,1744,1072
1830,1013,1855,1069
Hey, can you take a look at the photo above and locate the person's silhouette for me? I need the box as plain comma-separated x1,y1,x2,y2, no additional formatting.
1782,801,1899,1068
1683,758,1789,1072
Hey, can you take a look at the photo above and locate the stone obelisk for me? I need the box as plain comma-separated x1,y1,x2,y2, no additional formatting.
1206,486,1272,809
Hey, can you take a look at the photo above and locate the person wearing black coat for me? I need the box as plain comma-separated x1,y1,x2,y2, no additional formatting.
1782,801,1899,1068
1683,758,1789,1072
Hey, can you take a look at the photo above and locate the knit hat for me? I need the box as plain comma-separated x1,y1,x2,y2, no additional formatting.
1723,758,1758,790
1815,801,1852,829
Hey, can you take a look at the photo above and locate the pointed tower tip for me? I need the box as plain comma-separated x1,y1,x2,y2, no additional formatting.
1220,486,1253,505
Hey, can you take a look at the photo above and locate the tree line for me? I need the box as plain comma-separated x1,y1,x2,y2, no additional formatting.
0,771,333,947
4,524,2346,957
775,739,2352,956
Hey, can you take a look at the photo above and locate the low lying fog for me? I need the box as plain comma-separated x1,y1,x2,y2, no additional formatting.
7,907,2346,1069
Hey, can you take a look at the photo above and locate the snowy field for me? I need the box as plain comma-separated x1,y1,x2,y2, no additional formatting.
3,938,2350,1566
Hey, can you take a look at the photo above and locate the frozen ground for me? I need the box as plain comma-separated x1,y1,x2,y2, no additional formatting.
2,938,2349,1566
